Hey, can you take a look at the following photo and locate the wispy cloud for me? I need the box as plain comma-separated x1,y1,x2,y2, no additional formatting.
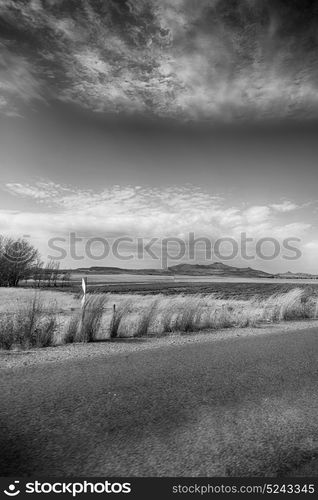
1,181,315,271
303,241,318,250
0,44,44,115
2,182,311,243
271,201,300,212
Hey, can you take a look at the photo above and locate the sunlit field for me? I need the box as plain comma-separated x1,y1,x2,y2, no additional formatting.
1,286,318,350
20,272,318,299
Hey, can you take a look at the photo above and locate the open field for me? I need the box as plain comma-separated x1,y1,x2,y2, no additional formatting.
22,274,318,298
1,285,318,350
89,279,318,298
70,273,318,285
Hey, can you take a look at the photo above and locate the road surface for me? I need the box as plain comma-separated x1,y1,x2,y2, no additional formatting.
1,326,318,476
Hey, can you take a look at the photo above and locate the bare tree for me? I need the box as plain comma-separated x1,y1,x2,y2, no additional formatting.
0,235,41,287
61,271,71,288
51,261,60,287
42,259,61,287
31,257,44,288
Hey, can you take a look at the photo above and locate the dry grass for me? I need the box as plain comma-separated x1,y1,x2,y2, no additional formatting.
109,298,133,338
315,299,318,320
78,294,108,342
134,298,159,337
266,288,313,322
63,294,108,343
0,314,17,349
0,287,318,349
173,295,203,333
0,294,59,349
63,315,80,344
112,288,318,336
0,288,78,313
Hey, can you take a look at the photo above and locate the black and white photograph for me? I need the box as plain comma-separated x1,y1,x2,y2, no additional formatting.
1,0,318,497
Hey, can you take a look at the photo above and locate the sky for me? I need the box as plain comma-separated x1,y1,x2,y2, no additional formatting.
0,0,318,272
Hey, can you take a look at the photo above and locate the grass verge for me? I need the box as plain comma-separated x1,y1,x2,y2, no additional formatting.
0,288,317,350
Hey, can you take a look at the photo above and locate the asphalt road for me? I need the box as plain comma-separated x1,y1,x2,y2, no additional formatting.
1,327,318,477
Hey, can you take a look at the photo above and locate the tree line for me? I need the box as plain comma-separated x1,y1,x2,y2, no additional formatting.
0,235,71,287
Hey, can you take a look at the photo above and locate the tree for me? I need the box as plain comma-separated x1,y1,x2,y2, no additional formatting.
43,259,60,287
61,271,71,288
51,260,60,287
0,235,41,287
32,258,44,288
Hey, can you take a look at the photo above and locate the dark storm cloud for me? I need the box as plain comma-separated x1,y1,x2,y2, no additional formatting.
1,0,318,121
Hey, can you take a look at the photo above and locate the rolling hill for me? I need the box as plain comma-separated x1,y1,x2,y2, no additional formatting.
72,263,274,278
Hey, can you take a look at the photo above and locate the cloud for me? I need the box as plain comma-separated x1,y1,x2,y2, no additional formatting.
2,182,311,243
0,45,44,114
5,182,75,202
271,201,299,212
1,181,314,271
1,0,318,120
304,241,318,250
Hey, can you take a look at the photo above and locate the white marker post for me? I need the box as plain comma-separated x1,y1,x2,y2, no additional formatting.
81,277,87,309
81,277,88,334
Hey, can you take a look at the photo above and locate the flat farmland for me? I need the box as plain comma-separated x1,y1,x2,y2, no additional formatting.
69,274,318,299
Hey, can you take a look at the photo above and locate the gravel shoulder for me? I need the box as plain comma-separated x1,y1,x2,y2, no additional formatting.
1,319,317,371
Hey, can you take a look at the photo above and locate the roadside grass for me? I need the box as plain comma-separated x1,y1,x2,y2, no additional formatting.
109,298,133,338
63,314,80,344
0,294,59,349
134,298,159,337
77,294,108,342
63,294,108,343
91,287,318,338
0,288,318,350
266,288,313,322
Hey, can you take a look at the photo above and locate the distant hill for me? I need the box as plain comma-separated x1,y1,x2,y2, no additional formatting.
168,263,272,278
71,262,274,278
275,271,318,280
73,266,165,275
